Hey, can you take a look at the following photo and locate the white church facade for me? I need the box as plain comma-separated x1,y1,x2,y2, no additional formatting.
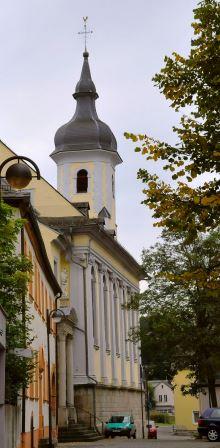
47,48,142,433
0,46,143,446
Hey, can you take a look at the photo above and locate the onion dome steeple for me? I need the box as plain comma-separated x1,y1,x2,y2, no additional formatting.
51,51,120,157
74,50,98,99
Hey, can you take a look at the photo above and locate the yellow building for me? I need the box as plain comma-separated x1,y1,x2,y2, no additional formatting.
3,192,62,448
174,371,200,431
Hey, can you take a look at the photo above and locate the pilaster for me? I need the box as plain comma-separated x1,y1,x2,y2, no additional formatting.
109,272,117,385
119,280,127,386
98,264,108,384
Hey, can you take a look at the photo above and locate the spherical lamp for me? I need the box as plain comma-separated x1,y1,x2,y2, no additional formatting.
6,163,32,189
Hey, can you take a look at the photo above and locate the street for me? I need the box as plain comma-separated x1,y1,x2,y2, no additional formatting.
58,426,219,448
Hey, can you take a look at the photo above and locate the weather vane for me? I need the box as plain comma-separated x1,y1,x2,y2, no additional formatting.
78,17,93,52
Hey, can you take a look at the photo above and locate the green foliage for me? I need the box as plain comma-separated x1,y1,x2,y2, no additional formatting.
0,202,34,404
125,0,220,239
147,382,157,409
133,229,220,406
150,412,175,424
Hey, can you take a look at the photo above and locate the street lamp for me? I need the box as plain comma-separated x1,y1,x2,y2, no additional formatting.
47,308,65,448
0,155,40,199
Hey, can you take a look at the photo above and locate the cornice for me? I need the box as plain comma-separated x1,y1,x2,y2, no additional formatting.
39,216,142,281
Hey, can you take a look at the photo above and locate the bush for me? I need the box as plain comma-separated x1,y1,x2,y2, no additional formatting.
150,412,175,424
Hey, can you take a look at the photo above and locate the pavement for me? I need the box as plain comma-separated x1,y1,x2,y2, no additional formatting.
57,426,220,448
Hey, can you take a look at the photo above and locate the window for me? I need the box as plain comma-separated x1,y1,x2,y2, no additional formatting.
112,174,115,198
164,395,167,402
77,169,88,193
211,409,220,418
103,276,110,350
113,284,120,354
159,395,162,402
91,267,98,345
192,411,200,424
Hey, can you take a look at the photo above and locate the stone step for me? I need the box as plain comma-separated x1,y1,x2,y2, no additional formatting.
58,422,104,443
59,426,92,432
58,435,104,442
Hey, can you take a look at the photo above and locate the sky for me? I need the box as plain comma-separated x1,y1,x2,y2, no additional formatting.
0,0,198,262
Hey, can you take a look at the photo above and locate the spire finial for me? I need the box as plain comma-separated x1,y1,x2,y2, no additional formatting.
78,17,93,54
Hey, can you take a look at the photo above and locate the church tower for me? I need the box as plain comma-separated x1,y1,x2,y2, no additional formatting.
50,50,122,232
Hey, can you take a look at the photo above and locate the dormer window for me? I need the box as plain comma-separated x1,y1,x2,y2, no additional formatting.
77,169,88,193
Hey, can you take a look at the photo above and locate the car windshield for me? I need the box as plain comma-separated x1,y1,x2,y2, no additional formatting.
202,408,216,418
149,420,155,426
109,416,130,423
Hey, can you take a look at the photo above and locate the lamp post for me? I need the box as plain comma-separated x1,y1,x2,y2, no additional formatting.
140,364,145,439
0,155,40,200
47,308,65,448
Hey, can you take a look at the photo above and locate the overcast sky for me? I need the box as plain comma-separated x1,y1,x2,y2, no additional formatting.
0,0,198,261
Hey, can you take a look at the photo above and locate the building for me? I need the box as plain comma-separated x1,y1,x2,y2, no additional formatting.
47,48,142,431
0,47,142,440
173,370,200,431
2,192,62,448
149,380,174,414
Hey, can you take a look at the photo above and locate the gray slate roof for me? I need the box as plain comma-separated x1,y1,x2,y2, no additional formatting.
51,51,118,156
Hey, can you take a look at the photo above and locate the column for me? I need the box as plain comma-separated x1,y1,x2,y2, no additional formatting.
58,332,68,426
109,273,117,385
119,281,127,385
66,335,74,407
85,262,95,378
98,265,108,383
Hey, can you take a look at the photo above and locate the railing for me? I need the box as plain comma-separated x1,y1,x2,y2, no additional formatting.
75,405,104,435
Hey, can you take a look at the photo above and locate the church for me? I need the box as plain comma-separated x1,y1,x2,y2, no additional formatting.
49,47,142,430
0,45,143,445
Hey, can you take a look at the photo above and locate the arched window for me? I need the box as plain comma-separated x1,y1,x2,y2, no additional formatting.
103,276,110,350
112,175,115,198
113,284,120,355
91,267,98,345
77,169,88,193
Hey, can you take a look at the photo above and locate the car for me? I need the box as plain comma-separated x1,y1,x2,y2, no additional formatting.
147,420,158,439
104,415,136,439
198,407,220,442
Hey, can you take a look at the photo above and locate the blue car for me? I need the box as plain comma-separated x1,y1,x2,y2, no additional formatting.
105,415,136,439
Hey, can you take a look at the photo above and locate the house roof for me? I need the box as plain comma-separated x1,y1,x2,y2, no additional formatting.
148,380,173,390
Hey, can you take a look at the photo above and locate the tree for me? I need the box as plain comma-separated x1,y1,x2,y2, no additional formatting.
125,0,220,240
129,229,220,406
147,382,156,411
0,202,33,403
140,316,177,381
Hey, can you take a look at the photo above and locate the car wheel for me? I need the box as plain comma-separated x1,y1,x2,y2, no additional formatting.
207,428,219,442
133,431,136,439
111,434,115,438
127,431,131,439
